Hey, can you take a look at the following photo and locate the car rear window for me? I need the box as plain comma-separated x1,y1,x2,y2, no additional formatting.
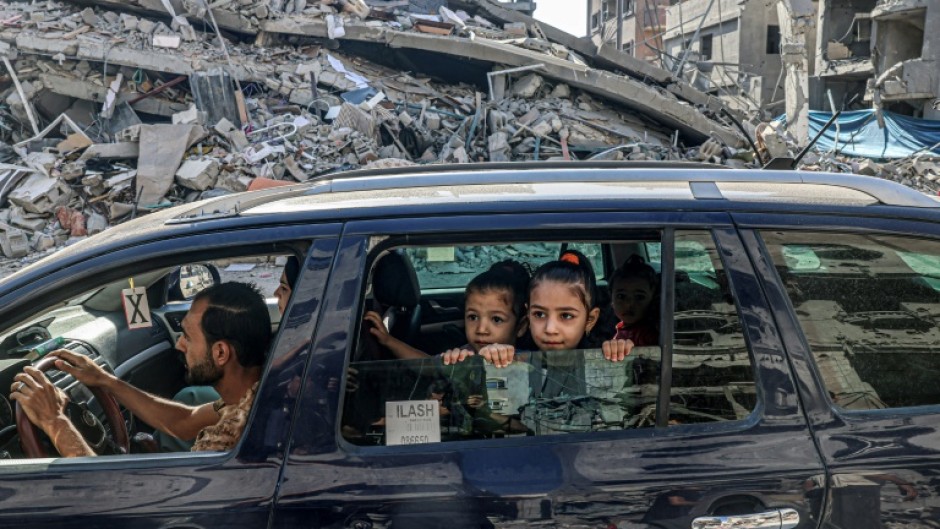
763,231,940,412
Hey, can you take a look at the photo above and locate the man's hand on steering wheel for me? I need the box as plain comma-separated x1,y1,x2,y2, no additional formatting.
10,351,129,458
49,349,115,389
10,366,70,432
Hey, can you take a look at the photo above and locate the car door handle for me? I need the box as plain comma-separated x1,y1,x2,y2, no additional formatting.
691,508,799,529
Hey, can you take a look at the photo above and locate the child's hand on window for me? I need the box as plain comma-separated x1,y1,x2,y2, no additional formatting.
441,348,475,365
480,344,515,368
602,338,634,362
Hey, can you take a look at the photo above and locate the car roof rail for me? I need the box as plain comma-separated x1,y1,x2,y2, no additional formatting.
167,162,937,223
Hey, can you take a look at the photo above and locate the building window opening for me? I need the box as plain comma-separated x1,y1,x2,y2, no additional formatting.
700,34,713,61
766,25,781,54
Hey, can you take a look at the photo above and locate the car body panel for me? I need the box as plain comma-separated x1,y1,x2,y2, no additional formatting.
735,212,940,529
273,213,826,529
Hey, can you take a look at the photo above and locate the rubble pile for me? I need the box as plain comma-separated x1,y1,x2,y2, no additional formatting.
0,0,934,276
754,122,940,196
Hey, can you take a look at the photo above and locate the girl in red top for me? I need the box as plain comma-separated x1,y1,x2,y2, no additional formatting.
609,255,659,348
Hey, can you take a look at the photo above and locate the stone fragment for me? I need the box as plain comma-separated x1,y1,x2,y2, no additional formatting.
511,74,543,98
425,113,441,131
176,159,220,191
488,131,510,162
153,34,181,49
551,83,571,98
8,174,71,214
80,8,98,25
120,13,139,31
172,104,201,125
0,224,29,258
86,212,107,235
138,18,156,34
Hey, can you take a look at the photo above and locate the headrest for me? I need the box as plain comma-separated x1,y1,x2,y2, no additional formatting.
373,250,420,308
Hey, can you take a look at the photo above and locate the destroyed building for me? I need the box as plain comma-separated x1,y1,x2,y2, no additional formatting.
587,0,669,62
0,0,935,275
662,0,798,116
0,0,753,271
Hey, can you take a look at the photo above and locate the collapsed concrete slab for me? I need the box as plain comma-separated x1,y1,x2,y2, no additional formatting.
262,17,742,145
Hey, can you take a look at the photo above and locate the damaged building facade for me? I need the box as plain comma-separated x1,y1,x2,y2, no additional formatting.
662,0,794,116
587,0,668,62
0,0,749,270
814,0,940,119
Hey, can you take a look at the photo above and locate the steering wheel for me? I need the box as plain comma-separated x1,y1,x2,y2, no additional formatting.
14,354,129,458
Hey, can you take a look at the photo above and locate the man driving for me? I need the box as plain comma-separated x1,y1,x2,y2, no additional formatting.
9,282,271,457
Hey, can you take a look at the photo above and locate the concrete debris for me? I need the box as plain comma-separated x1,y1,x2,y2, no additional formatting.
0,0,929,274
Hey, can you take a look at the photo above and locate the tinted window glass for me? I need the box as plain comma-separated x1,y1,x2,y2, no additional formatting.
763,231,940,411
343,234,756,448
405,243,603,289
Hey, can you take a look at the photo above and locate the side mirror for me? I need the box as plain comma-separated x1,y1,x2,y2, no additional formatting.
167,264,221,302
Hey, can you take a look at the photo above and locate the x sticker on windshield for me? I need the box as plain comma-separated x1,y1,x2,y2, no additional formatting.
122,286,152,330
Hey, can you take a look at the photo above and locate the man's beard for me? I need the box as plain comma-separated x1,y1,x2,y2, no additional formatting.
185,349,223,386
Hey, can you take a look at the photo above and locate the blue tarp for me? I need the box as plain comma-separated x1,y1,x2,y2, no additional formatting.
806,110,940,159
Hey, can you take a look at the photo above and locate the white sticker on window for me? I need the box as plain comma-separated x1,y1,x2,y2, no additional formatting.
426,247,455,262
385,400,441,446
122,287,152,330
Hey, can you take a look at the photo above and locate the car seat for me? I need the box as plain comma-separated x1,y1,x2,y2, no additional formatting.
371,249,422,347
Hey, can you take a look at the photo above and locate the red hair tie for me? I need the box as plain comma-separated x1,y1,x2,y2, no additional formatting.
560,253,580,265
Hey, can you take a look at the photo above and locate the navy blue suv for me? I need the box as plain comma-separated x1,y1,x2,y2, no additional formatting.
0,162,938,529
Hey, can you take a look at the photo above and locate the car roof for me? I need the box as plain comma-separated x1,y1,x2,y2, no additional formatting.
2,163,937,298
168,162,939,224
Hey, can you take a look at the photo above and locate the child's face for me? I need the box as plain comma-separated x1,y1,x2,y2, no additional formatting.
527,280,599,351
465,289,524,352
611,276,654,326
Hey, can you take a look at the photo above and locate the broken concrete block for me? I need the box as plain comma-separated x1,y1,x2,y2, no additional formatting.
10,208,47,232
153,35,181,49
8,173,71,214
172,104,201,125
488,131,510,162
56,133,92,153
326,14,346,39
120,13,139,31
176,159,220,191
80,7,98,26
109,202,134,220
0,224,29,258
551,83,571,99
32,233,55,252
86,212,107,236
504,22,527,36
512,74,543,98
138,18,156,34
426,113,441,131
81,143,140,161
856,159,880,176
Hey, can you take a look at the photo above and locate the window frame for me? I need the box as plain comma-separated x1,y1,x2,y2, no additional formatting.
330,213,777,454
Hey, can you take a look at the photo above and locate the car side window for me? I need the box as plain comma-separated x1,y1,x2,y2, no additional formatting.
340,233,757,447
762,231,940,411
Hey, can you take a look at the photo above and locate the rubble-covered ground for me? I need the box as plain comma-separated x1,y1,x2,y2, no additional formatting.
0,0,936,278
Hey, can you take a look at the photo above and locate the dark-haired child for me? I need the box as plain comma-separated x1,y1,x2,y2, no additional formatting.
609,254,659,349
462,250,633,400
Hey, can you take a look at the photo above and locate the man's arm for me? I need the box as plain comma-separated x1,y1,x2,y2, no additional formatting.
51,350,219,441
10,367,95,457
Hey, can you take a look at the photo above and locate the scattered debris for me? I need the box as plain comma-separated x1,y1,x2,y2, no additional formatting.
0,0,931,277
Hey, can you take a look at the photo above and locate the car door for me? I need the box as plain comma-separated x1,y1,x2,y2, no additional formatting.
274,211,826,529
738,212,940,529
0,224,338,529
